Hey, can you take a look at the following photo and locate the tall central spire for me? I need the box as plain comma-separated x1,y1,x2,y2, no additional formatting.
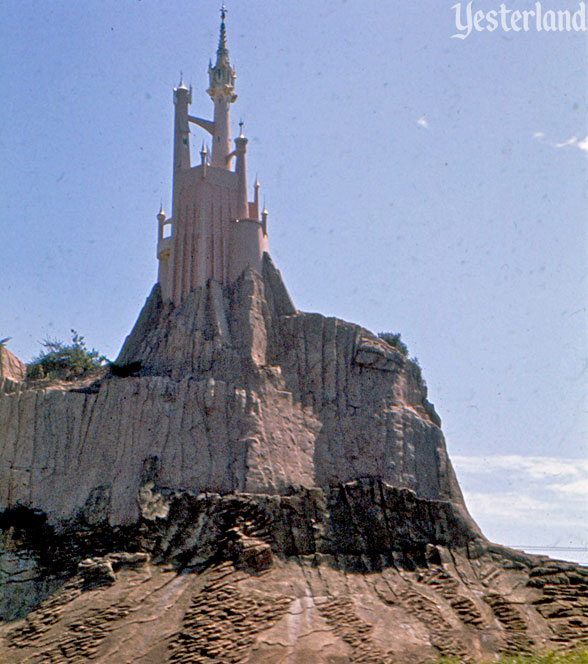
217,4,228,55
207,3,237,168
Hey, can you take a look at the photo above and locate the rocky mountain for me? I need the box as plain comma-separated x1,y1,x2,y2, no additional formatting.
1,257,587,663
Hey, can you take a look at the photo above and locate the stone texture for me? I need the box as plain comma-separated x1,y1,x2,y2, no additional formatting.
78,552,150,589
0,255,468,528
2,259,587,662
1,480,587,662
0,347,25,382
0,346,26,395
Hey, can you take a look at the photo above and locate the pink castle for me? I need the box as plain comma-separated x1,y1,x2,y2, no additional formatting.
156,7,268,303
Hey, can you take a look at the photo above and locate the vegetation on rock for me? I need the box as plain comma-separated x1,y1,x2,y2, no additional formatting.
378,331,425,386
26,330,107,381
378,331,409,356
432,651,588,664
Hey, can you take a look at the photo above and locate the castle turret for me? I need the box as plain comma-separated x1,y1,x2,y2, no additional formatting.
156,203,172,300
173,76,191,172
235,123,248,219
252,177,260,220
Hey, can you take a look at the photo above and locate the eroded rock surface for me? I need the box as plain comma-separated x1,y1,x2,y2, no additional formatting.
0,481,587,663
0,346,25,395
2,259,587,662
0,256,467,527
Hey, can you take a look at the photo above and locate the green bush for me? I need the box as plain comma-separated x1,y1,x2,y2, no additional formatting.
26,330,107,381
409,354,423,379
377,332,408,356
429,649,588,664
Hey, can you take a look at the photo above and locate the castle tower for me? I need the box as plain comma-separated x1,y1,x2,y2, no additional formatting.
157,5,268,304
207,6,236,169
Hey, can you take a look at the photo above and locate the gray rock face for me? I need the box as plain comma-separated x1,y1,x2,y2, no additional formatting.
0,255,469,528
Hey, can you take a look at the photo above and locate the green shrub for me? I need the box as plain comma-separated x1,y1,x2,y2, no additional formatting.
26,330,107,381
377,332,408,356
428,649,588,664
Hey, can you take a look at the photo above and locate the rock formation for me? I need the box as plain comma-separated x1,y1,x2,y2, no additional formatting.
2,8,587,659
0,345,25,395
1,256,588,662
0,256,468,528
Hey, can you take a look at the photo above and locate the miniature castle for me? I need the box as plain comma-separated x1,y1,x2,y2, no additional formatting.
156,7,268,304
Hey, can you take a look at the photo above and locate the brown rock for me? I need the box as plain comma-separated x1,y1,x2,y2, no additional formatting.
2,536,588,663
77,558,116,589
0,346,26,395
0,346,25,382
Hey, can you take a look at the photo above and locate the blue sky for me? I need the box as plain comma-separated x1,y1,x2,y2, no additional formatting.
1,0,587,562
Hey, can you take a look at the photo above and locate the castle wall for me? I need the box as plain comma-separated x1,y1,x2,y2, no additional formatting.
169,166,239,300
228,219,264,283
162,164,266,301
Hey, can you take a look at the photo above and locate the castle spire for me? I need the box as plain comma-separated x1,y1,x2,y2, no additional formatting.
218,4,228,55
208,3,237,169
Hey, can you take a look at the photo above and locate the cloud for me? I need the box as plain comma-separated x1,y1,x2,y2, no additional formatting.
578,136,588,153
533,131,588,153
554,137,579,148
417,116,429,129
454,455,588,560
454,454,588,530
549,478,588,497
464,490,558,521
462,490,585,529
452,455,588,480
